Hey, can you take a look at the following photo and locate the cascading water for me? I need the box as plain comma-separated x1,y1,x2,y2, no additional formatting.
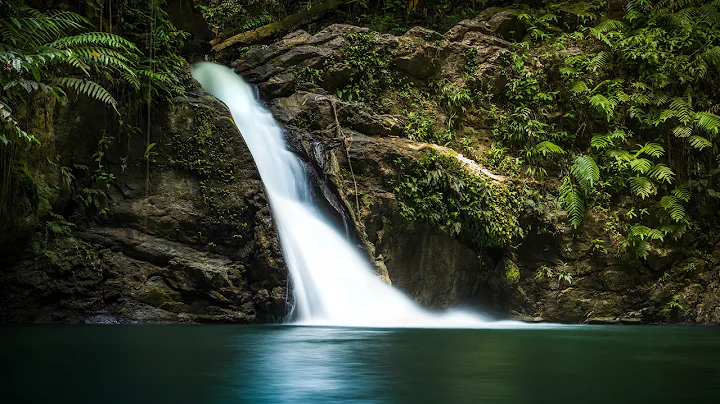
191,62,507,328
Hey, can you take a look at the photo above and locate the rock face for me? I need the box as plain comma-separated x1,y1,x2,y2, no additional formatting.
0,80,287,324
226,8,720,325
229,16,530,314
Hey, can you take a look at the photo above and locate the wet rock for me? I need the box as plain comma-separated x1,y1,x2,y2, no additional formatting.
600,268,638,292
445,8,525,42
0,75,287,324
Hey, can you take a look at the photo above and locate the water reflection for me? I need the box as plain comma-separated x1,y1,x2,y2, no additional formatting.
2,325,720,403
225,327,395,403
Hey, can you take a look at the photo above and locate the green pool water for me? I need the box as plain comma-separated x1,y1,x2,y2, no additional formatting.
1,324,719,403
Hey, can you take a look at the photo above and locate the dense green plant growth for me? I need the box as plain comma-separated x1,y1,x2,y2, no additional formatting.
336,32,396,103
1,0,188,233
489,0,720,257
394,149,523,249
341,0,492,34
197,0,311,38
404,112,454,145
0,1,143,217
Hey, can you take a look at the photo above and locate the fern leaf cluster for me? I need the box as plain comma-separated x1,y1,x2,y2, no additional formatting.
492,0,720,254
1,1,144,147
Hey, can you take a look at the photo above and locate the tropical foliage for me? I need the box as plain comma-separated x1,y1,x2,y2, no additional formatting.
0,1,144,216
491,0,720,257
394,149,523,249
0,0,187,222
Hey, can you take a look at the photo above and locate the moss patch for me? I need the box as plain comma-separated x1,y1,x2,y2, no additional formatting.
137,287,183,309
169,110,231,182
394,149,524,249
504,258,521,285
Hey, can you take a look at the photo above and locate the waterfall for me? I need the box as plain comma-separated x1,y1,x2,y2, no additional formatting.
191,62,499,328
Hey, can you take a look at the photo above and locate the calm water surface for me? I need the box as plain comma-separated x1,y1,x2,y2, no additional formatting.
1,325,719,403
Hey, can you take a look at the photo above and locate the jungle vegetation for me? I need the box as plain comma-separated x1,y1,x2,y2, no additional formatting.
2,0,720,260
0,0,185,228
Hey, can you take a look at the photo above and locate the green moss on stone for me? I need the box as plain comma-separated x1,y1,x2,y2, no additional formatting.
137,287,182,309
169,111,231,181
504,259,520,285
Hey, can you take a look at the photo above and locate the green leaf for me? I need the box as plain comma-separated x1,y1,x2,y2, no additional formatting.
672,125,692,138
648,164,675,183
635,142,665,158
659,195,686,223
629,176,656,199
54,77,118,113
697,112,720,135
559,176,585,228
571,155,600,193
532,141,566,156
671,186,691,202
688,135,712,150
629,158,652,174
144,143,156,159
628,224,665,242
570,81,589,94
590,131,626,149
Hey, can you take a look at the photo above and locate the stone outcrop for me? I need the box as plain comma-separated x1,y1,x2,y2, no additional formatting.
0,80,287,324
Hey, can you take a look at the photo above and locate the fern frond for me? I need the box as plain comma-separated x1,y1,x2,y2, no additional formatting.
629,224,665,242
631,92,650,105
589,94,616,119
698,3,720,25
570,81,589,94
571,155,600,193
241,11,273,31
532,141,566,156
669,97,695,125
648,164,675,183
64,47,136,74
625,10,644,23
653,92,670,106
596,19,625,32
559,66,578,76
672,186,691,202
609,148,633,162
635,142,665,158
669,7,695,28
0,6,88,48
659,195,686,223
49,32,139,51
701,46,720,68
586,27,611,46
54,77,118,113
589,51,611,72
559,176,585,228
672,124,692,138
591,133,612,149
688,135,712,150
629,158,653,174
697,112,720,135
629,176,656,199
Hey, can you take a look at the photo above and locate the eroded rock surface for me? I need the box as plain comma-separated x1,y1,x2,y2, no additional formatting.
0,82,287,324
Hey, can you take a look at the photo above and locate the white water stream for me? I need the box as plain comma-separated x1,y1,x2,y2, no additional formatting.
191,62,512,328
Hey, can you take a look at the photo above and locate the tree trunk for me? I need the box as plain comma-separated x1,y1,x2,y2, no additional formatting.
212,0,347,53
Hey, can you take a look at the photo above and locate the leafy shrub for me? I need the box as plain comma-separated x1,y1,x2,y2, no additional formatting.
394,149,524,249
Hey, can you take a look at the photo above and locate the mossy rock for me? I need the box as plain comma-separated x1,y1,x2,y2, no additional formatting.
137,287,183,309
503,258,521,285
